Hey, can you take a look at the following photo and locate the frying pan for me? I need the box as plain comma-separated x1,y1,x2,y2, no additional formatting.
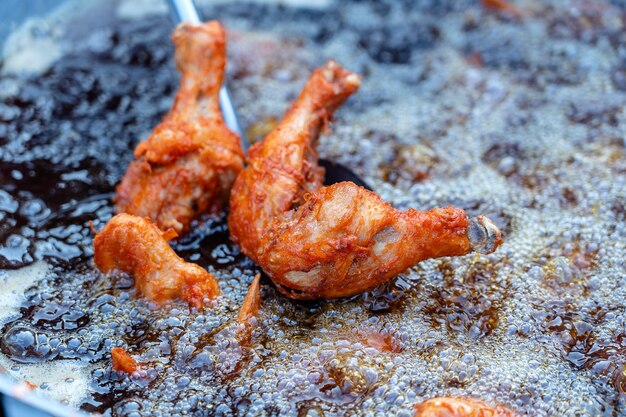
1,0,625,416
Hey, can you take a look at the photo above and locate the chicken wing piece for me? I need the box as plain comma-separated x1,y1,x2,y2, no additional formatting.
114,21,244,234
414,397,518,417
94,213,220,307
228,61,502,300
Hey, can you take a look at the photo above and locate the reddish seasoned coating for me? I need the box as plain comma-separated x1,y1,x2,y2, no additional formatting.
357,329,402,353
94,213,219,307
236,273,262,342
229,61,361,259
481,0,522,18
114,21,244,234
111,347,138,374
228,61,502,299
237,273,262,327
258,184,502,299
24,381,37,390
414,397,518,417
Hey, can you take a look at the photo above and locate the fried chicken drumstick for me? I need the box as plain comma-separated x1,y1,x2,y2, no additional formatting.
94,213,219,307
228,61,502,299
114,21,244,234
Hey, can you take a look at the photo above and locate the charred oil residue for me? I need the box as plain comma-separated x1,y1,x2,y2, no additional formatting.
0,13,178,270
1,0,626,416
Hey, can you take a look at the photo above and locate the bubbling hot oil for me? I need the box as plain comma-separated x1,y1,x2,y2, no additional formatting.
1,0,626,415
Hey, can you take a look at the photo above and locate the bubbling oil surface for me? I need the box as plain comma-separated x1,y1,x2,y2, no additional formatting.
1,0,626,415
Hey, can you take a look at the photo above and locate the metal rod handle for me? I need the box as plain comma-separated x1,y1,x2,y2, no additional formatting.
166,0,201,24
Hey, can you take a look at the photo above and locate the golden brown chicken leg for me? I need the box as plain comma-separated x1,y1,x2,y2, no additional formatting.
229,61,361,259
94,213,220,307
114,21,244,234
258,183,501,299
228,61,502,300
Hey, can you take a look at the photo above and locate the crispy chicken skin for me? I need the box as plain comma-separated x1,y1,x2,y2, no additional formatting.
114,21,244,234
229,61,360,258
94,213,220,307
414,397,518,417
228,61,502,299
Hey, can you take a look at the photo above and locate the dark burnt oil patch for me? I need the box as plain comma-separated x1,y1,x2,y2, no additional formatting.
532,297,626,402
0,16,178,271
380,141,440,187
422,258,509,340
